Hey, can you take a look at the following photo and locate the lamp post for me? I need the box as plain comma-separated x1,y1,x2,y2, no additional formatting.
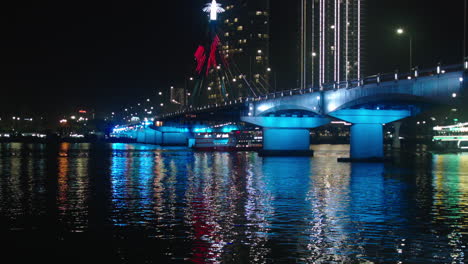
396,28,413,72
266,67,276,92
312,52,317,88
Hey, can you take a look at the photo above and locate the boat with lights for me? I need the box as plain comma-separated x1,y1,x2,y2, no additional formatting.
193,130,262,151
432,122,468,151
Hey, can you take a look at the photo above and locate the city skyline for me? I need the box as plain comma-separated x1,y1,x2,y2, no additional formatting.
0,0,466,118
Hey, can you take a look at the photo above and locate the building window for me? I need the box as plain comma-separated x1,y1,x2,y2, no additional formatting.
256,11,263,15
237,26,243,31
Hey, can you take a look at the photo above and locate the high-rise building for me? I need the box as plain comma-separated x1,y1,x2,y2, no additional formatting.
306,0,365,87
219,0,271,98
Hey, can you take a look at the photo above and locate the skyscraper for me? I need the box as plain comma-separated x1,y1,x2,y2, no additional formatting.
219,0,271,97
306,0,365,87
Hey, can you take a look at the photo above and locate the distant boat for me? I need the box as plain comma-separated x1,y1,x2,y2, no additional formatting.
193,130,262,151
432,122,468,151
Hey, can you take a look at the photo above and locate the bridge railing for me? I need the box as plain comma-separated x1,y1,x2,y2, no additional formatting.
156,62,467,119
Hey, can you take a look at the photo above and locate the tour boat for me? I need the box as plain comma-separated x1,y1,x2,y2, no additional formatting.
193,130,262,151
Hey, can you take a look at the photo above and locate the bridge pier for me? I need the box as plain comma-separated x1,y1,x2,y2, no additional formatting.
329,109,411,162
241,116,330,156
261,128,313,156
392,122,402,149
350,123,384,159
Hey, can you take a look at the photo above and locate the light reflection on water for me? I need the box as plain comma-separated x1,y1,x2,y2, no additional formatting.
0,142,467,263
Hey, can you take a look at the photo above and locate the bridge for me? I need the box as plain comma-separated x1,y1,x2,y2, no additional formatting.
114,62,468,161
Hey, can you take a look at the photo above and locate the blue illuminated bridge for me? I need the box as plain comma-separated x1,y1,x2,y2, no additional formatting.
117,63,468,161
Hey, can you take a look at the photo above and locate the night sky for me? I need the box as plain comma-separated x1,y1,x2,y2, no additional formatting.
1,0,466,118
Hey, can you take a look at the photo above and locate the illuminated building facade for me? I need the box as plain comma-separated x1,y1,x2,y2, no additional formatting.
219,0,271,98
309,0,365,87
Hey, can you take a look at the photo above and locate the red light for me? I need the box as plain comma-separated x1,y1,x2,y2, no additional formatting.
79,110,87,113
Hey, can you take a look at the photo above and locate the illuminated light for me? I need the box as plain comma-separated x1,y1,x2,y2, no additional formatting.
452,93,457,98
267,67,271,72
189,77,194,80
232,78,237,82
465,61,468,69
396,28,404,34
203,0,225,21
459,77,464,82
316,96,320,100
330,25,335,29
78,110,87,114
60,119,67,124
441,70,446,74
71,116,76,120
170,86,174,89
158,92,162,95
208,87,212,90
257,49,262,54
407,76,412,80
125,108,128,111
160,103,164,106
437,66,441,74
312,52,317,57
147,98,150,102
257,105,269,112
112,112,115,115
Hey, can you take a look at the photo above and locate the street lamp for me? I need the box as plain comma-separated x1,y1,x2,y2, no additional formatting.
312,52,317,88
396,28,413,72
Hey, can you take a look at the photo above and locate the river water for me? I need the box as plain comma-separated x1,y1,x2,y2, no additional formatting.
0,142,466,263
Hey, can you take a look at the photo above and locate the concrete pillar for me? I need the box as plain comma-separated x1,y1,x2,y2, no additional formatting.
136,130,146,143
392,122,402,149
350,123,384,159
161,132,187,146
329,109,411,162
260,128,313,156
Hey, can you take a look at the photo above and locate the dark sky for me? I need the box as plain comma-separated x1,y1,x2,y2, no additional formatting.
1,0,466,118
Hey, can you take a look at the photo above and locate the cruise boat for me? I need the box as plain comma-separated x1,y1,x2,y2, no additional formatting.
432,122,468,151
193,130,262,151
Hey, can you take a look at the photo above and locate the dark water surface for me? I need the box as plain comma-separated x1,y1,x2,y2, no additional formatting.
0,143,466,263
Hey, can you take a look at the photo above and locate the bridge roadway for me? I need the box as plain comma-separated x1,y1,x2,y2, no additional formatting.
152,63,468,161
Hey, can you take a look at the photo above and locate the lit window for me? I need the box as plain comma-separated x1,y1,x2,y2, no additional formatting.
234,18,238,22
237,26,243,31
256,11,263,15
225,32,229,37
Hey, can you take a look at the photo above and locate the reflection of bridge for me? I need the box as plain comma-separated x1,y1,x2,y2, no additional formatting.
117,63,467,161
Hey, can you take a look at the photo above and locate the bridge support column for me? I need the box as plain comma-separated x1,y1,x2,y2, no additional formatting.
241,116,331,157
261,128,313,156
329,109,412,162
350,123,384,159
392,122,402,149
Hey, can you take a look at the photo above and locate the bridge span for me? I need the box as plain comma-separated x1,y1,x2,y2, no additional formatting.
150,63,467,161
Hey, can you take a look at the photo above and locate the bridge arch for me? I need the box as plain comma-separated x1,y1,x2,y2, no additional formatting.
326,93,451,114
255,104,320,117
